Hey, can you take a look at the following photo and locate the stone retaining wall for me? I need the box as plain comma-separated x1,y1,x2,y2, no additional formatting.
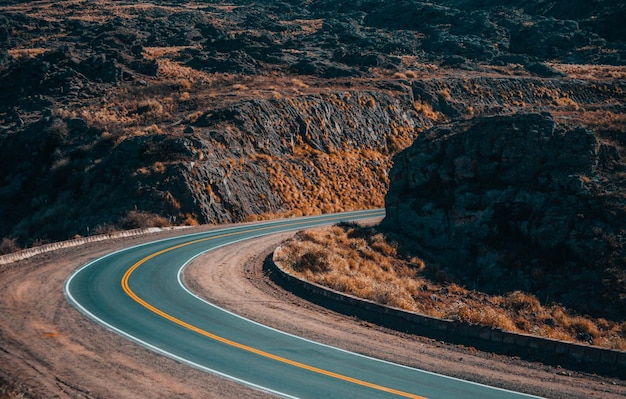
0,227,172,265
270,250,626,378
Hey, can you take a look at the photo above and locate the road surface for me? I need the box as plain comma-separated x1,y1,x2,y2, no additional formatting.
65,210,541,399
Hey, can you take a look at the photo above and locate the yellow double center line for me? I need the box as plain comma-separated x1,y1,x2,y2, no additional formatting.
121,214,427,399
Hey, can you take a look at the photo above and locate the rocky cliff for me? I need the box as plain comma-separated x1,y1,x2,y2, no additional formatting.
1,0,625,247
383,113,626,319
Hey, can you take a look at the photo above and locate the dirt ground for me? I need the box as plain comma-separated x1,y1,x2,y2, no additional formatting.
1,227,625,398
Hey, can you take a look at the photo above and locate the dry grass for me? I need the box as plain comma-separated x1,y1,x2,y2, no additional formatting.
279,19,324,37
7,48,47,60
0,237,21,255
548,63,626,80
254,146,393,216
120,211,171,229
413,101,445,122
275,224,626,350
143,46,201,60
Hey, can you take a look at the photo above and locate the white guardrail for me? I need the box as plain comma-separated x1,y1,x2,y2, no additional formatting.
0,227,178,265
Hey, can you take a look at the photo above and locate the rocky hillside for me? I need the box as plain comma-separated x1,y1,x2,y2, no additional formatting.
382,113,626,319
1,0,625,247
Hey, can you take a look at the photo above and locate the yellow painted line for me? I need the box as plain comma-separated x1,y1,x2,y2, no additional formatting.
121,213,427,399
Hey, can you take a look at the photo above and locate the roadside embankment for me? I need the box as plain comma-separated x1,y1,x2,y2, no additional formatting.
270,250,626,379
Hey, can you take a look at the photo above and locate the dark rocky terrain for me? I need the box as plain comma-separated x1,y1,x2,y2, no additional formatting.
1,0,625,248
1,1,626,397
383,113,626,319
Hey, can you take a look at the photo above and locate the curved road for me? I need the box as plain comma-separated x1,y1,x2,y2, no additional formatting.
65,210,541,399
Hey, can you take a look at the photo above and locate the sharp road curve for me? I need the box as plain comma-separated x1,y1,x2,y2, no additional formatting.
65,209,541,399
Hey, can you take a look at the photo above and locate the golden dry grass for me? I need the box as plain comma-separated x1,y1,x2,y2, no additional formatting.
275,224,626,350
7,48,48,59
413,101,445,122
252,145,393,216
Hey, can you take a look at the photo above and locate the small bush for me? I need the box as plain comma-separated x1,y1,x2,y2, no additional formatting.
135,99,163,116
393,72,407,79
555,96,579,111
413,101,444,121
120,211,171,229
275,224,626,348
290,78,309,89
505,291,541,312
569,316,600,339
0,237,20,255
292,250,330,273
404,70,418,79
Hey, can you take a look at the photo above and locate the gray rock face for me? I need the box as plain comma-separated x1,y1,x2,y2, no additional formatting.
383,113,626,318
184,91,425,223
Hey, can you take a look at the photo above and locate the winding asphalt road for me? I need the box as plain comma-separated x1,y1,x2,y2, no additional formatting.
65,209,541,399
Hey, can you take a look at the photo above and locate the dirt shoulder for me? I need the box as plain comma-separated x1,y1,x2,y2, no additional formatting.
0,227,273,399
1,228,624,398
185,233,626,399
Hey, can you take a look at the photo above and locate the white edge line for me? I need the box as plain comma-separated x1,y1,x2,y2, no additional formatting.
63,250,300,399
175,219,544,399
64,209,541,399
62,210,380,399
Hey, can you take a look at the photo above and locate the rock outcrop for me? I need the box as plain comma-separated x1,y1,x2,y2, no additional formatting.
0,90,425,243
1,0,625,247
383,113,626,319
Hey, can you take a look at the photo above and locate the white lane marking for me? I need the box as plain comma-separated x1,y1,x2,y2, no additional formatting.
64,248,300,398
63,211,381,399
176,228,543,399
66,210,540,398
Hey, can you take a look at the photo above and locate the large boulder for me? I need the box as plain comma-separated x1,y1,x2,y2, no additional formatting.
383,113,626,318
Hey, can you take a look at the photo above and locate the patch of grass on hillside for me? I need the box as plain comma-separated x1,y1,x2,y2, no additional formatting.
253,146,392,216
274,223,626,350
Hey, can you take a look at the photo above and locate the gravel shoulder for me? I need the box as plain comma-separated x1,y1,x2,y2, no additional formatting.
0,227,624,398
0,227,272,399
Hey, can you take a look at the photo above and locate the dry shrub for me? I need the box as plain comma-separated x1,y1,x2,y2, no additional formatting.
293,250,330,273
568,316,601,339
369,233,396,257
449,302,514,328
446,283,467,295
438,88,452,100
93,224,116,235
404,70,418,79
181,213,199,226
153,161,167,174
393,72,408,79
0,237,20,255
185,111,203,123
290,78,309,89
554,96,579,111
135,99,163,116
276,224,626,349
143,124,163,135
120,211,170,229
408,256,426,271
281,224,428,312
504,291,541,312
177,79,192,90
413,101,444,121
7,47,47,59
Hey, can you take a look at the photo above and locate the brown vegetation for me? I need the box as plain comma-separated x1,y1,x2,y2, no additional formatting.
119,210,172,230
275,223,626,350
0,238,20,255
2,0,624,246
